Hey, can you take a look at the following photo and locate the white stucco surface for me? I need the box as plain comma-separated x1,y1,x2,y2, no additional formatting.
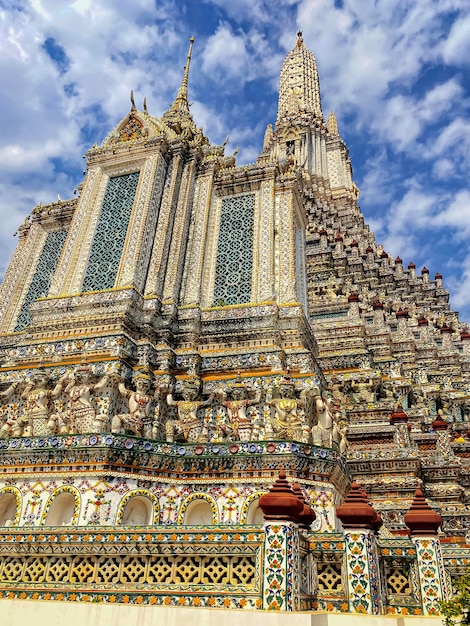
0,600,445,626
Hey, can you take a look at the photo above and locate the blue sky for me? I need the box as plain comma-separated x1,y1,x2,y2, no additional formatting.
1,0,470,323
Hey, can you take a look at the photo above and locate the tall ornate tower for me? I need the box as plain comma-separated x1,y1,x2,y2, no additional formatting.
0,30,347,583
260,32,355,201
0,33,468,622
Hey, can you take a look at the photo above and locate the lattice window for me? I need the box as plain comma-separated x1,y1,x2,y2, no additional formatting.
0,552,257,587
227,555,256,584
300,552,315,596
385,559,412,596
81,171,140,292
23,556,48,582
14,230,67,331
317,560,343,592
213,194,254,305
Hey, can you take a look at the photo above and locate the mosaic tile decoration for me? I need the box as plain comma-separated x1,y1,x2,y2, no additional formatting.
263,523,291,610
344,530,380,615
0,433,337,461
412,537,448,616
213,194,254,305
14,230,67,331
0,526,263,609
81,172,140,292
380,539,422,613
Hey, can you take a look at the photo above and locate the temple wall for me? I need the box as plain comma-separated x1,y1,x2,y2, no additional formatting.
0,601,444,626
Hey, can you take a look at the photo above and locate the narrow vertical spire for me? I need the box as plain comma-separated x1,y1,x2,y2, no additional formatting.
163,37,198,136
169,36,195,113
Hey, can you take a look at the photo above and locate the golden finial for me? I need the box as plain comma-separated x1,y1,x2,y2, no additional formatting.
130,90,136,111
328,111,339,135
143,97,148,115
296,31,303,47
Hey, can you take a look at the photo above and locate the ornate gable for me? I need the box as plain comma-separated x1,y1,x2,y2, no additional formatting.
103,110,169,146
118,113,146,142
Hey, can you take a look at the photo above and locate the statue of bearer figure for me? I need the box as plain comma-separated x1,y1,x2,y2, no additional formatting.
0,381,20,438
21,369,66,437
266,376,310,443
112,372,153,437
217,375,261,441
166,375,214,443
62,365,109,434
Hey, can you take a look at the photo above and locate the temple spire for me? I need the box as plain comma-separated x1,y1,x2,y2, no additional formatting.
162,37,198,136
169,36,195,114
328,111,338,135
276,32,323,124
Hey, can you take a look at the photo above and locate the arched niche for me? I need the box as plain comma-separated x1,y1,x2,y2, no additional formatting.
0,491,19,526
245,498,265,525
121,496,153,526
184,499,215,525
116,490,159,525
44,492,77,526
240,492,266,524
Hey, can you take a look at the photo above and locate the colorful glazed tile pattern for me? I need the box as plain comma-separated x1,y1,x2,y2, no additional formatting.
344,530,379,614
380,538,422,612
0,526,264,608
412,537,447,616
263,523,290,611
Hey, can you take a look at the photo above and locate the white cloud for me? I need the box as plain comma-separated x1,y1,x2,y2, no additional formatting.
433,190,470,238
204,0,286,25
370,79,464,150
358,148,399,210
202,23,250,82
190,100,228,141
200,21,285,92
448,252,470,314
427,118,470,170
440,13,470,65
296,1,469,134
381,185,437,257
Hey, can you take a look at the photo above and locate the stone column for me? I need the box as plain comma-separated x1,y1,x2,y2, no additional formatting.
432,414,452,457
347,293,361,319
390,407,411,447
336,481,383,615
404,488,448,616
460,328,470,355
259,471,304,611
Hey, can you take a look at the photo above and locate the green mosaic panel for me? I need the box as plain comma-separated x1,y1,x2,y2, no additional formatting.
81,171,139,292
214,194,254,305
14,230,67,332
